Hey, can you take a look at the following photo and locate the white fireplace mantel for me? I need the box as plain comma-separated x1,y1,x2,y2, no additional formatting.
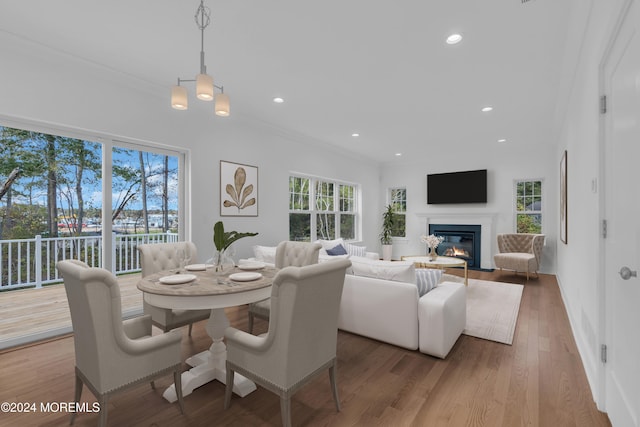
416,212,497,269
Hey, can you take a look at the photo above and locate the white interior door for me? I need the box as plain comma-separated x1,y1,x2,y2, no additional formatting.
603,0,640,425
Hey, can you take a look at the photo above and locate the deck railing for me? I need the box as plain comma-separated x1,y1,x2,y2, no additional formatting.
0,232,178,290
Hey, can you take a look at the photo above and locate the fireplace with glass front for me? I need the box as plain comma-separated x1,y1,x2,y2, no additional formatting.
428,224,482,270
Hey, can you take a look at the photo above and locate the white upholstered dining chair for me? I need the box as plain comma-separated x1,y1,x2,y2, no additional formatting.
247,241,322,333
224,259,352,427
137,242,210,335
56,260,185,427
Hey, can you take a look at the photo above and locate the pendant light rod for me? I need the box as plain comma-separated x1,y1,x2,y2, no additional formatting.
196,0,209,75
176,77,224,93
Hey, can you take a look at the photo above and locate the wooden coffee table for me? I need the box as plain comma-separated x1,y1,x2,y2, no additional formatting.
401,255,468,286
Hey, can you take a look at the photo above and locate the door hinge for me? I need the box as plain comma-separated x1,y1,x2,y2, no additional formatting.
602,219,608,238
600,95,607,114
601,344,607,363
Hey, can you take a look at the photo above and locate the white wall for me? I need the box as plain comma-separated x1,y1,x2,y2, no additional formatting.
554,0,626,409
186,120,381,260
0,32,381,261
380,144,558,273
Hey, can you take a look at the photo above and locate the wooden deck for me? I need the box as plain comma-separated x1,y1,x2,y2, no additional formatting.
0,273,143,350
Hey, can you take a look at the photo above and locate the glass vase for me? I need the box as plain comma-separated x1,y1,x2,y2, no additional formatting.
212,246,235,272
429,245,438,261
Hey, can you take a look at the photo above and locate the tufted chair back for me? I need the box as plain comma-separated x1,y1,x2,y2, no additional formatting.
248,241,323,334
137,241,199,276
274,241,322,268
496,234,545,265
225,259,352,427
137,241,210,335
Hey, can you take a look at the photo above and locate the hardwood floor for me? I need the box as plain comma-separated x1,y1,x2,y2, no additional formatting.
0,270,611,426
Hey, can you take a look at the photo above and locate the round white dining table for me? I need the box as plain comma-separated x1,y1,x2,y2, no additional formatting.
137,265,277,402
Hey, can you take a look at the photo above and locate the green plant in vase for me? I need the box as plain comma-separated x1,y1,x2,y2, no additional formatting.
213,221,258,271
380,204,395,260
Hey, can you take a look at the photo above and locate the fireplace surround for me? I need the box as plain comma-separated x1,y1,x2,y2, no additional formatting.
417,213,496,270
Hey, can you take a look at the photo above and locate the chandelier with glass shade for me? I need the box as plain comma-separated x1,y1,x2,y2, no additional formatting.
170,0,229,117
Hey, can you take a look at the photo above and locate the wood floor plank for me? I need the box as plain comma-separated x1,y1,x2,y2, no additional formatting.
0,272,611,426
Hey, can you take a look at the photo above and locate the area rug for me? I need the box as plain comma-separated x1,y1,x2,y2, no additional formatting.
463,278,524,345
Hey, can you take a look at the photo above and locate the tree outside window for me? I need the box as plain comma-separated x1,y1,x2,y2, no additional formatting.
288,175,359,241
315,181,335,240
516,180,542,233
390,188,406,237
339,184,356,240
289,176,311,241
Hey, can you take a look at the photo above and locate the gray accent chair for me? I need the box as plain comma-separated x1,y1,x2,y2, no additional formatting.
247,241,322,333
224,259,352,427
56,260,185,427
138,242,210,335
494,233,545,280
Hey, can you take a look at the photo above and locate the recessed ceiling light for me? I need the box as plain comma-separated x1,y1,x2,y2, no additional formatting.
273,97,284,103
351,133,360,137
481,106,493,112
498,139,507,143
446,33,463,45
395,153,402,157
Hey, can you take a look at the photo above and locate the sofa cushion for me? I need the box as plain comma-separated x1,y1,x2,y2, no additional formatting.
494,252,536,271
350,256,416,283
415,268,442,296
253,245,277,264
326,244,348,256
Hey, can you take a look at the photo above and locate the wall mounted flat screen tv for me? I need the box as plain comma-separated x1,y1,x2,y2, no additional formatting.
427,169,487,204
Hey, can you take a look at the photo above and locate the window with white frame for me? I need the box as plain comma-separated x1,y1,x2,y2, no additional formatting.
0,121,186,284
390,188,406,237
289,174,359,241
515,179,542,233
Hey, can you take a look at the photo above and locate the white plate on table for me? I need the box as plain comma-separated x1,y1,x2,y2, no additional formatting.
237,261,266,271
229,272,263,282
159,274,197,285
185,264,210,271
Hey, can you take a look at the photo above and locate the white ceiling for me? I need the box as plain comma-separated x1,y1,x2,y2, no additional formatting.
0,0,577,163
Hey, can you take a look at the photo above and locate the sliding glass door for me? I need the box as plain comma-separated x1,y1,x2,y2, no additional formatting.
0,122,186,289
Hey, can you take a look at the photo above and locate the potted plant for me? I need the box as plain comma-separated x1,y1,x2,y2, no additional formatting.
380,204,394,261
213,221,258,271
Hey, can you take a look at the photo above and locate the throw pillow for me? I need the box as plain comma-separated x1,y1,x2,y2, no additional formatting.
415,268,443,296
315,238,345,255
349,256,416,283
344,243,366,257
326,244,348,256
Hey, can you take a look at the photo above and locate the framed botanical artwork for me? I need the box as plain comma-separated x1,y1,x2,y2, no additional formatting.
560,150,567,244
220,160,258,217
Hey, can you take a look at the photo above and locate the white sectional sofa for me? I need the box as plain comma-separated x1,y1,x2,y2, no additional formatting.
337,257,466,359
250,241,467,359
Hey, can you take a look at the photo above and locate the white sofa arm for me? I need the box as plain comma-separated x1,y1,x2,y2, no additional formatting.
338,274,419,350
418,281,466,358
